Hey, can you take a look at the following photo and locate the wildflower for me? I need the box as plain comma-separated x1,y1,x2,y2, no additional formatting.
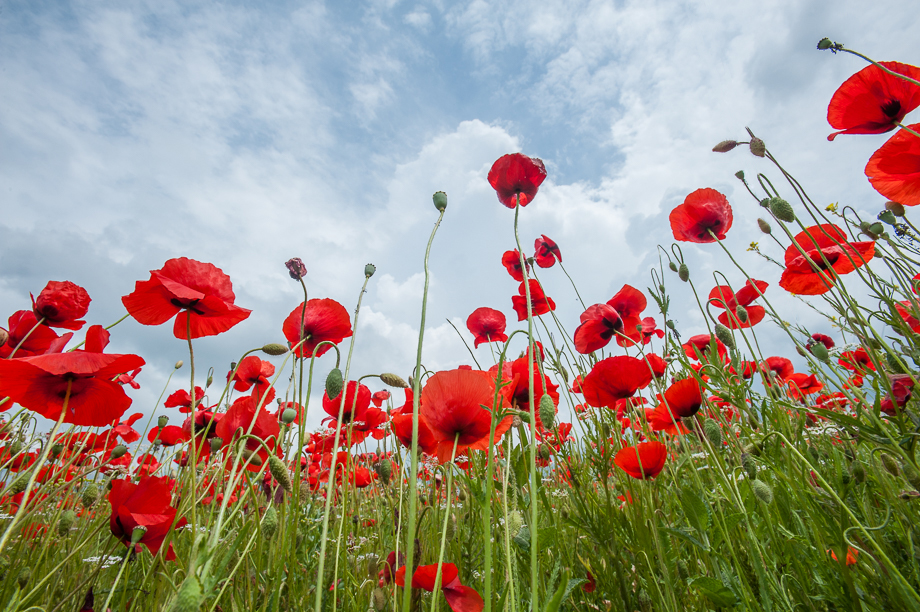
466,307,508,348
827,62,920,141
573,304,623,354
108,476,187,559
501,250,529,282
164,387,205,414
281,298,353,358
215,396,280,471
322,381,371,425
669,188,733,243
615,441,668,479
285,257,307,280
0,310,68,358
607,284,650,346
488,153,547,208
511,280,556,321
395,562,485,612
533,235,562,268
779,224,875,295
227,356,276,406
582,356,653,408
708,280,769,328
32,281,91,330
865,123,920,206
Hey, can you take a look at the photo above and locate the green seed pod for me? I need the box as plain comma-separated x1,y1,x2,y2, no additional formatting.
860,221,879,240
768,197,795,222
810,342,829,362
269,455,292,492
817,37,833,50
281,408,297,425
374,460,392,485
881,453,901,477
539,395,555,429
516,410,531,424
110,445,128,459
10,473,29,495
666,319,676,330
703,419,723,448
886,200,906,217
539,444,551,461
750,137,766,157
668,261,678,272
262,506,279,538
261,343,288,356
58,509,76,537
841,470,852,486
878,210,898,225
751,479,773,504
325,368,343,400
735,170,745,180
51,443,63,458
380,372,409,388
851,461,866,484
678,263,689,282
507,510,523,537
869,222,884,236
209,437,224,453
757,218,772,234
713,140,738,153
158,415,169,429
17,566,31,589
735,305,749,323
432,191,448,212
372,587,387,611
903,464,920,491
365,263,376,278
714,323,735,350
169,576,203,612
741,453,757,480
82,483,100,508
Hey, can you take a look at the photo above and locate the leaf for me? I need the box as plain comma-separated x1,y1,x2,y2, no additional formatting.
662,527,709,552
691,576,739,608
543,570,571,612
680,487,711,533
514,526,531,551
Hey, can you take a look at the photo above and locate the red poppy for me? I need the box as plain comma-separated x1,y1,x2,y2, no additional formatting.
32,281,91,330
779,224,875,296
648,405,692,436
573,304,623,354
501,250,529,282
488,153,547,209
215,396,280,470
282,298,353,359
811,333,835,349
896,300,920,333
762,356,794,382
111,412,144,443
787,373,824,400
583,572,596,593
682,334,728,362
504,353,559,418
865,123,920,206
645,353,668,378
396,562,485,612
582,356,653,408
827,62,920,141
164,387,205,413
227,356,276,406
0,351,145,426
108,476,187,559
511,280,556,321
0,311,69,358
533,235,562,268
637,317,665,345
880,374,915,415
605,285,648,346
122,258,251,339
669,188,732,243
148,425,190,447
614,440,668,479
708,280,768,329
322,381,370,425
466,307,508,348
659,378,704,418
838,348,876,375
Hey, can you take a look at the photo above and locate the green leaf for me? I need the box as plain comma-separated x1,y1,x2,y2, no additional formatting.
662,527,709,552
543,570,570,612
691,576,739,608
680,487,711,533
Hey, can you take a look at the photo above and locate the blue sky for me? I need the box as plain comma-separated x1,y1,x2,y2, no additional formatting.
2,0,918,431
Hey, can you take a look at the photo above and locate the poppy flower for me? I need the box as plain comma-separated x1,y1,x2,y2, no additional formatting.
582,356,653,408
282,298,353,359
391,391,438,456
0,351,145,426
122,257,251,339
669,188,732,243
637,317,665,345
827,61,920,141
896,300,920,333
865,123,920,206
164,387,205,413
215,396,280,470
533,235,562,268
645,353,668,378
761,356,794,382
606,285,649,346
488,153,547,209
812,333,835,349
322,381,370,425
573,304,623,354
786,373,824,400
395,562,485,612
0,311,68,358
227,356,276,406
659,378,704,418
829,546,860,566
511,280,556,321
148,425,190,447
466,307,508,348
682,334,728,362
504,354,559,418
614,440,668,479
501,250,529,282
838,348,876,375
879,374,915,415
108,476,187,559
111,412,144,443
708,280,769,329
779,224,875,296
32,281,91,330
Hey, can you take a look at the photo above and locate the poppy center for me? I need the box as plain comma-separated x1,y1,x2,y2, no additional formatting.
170,298,205,315
881,98,902,119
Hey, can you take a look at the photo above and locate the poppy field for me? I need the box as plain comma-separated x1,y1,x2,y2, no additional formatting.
3,39,920,612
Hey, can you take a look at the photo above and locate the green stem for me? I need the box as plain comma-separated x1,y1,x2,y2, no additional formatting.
430,434,460,612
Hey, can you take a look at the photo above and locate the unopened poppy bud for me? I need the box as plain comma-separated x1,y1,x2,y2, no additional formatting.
281,408,297,425
735,170,745,180
851,461,866,484
262,343,288,356
408,375,416,389
677,559,689,580
10,473,29,494
51,443,63,458
516,411,531,424
712,140,738,153
539,444,551,461
380,372,408,388
886,200,906,217
169,576,203,612
886,352,906,373
262,505,279,537
768,197,795,222
757,218,772,234
734,305,748,324
372,587,387,611
374,460,392,485
668,261,678,272
714,323,734,350
0,328,7,347
678,264,689,282
601,423,611,438
110,445,128,459
285,257,308,281
446,512,457,541
365,263,376,278
703,419,722,448
206,374,214,388
539,395,555,429
82,483,99,508
751,479,773,504
903,464,920,491
741,453,757,480
131,526,148,545
325,368,343,399
881,453,901,477
174,360,184,370
817,37,833,50
58,509,76,536
17,567,31,589
269,455,292,492
210,437,224,453
158,415,169,429
242,449,263,466
666,320,676,330
878,210,897,225
432,191,448,212
507,510,523,536
750,137,766,157
809,342,829,362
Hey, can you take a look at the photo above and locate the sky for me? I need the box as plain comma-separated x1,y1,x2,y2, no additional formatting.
1,0,918,434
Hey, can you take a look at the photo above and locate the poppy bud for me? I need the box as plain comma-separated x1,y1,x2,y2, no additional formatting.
131,526,148,545
58,509,76,537
539,444,551,461
269,455,292,492
206,373,214,388
175,360,184,370
678,264,689,282
325,368,344,400
703,419,722,448
262,343,288,356
507,510,523,537
365,263,376,278
714,323,735,350
735,170,745,180
285,257,308,281
751,479,773,504
668,261,678,272
516,411,531,424
158,415,169,429
380,372,409,388
457,487,467,501
878,210,897,225
734,305,748,324
432,191,448,212
408,375,416,389
666,320,676,330
903,464,920,491
539,395,555,429
262,506,279,538
281,408,297,425
210,437,224,453
17,567,31,589
757,218,772,234
817,37,833,50
511,414,523,427
795,345,808,357
886,352,906,373
51,443,63,458
860,221,879,240
0,328,7,347
110,445,128,459
712,140,738,153
242,449,263,466
741,453,757,480
170,576,203,612
809,342,829,362
446,512,457,541
677,559,689,580
768,197,795,222
601,423,611,438
82,483,99,508
881,453,901,477
749,137,766,157
10,473,28,494
851,461,866,484
374,460,392,485
638,588,652,609
299,481,311,505
886,200,906,217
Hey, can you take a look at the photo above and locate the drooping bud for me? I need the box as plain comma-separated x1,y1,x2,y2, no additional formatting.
795,345,808,358
326,368,343,399
262,343,288,356
169,576,203,612
768,197,795,222
0,329,8,347
817,37,833,50
851,461,866,484
668,261,678,272
269,455,292,492
110,445,128,459
516,411,531,424
432,191,448,212
539,444,551,461
881,453,901,477
886,352,907,374
51,443,63,458
285,257,308,281
638,588,652,609
903,464,920,491
210,437,224,453
886,200,906,217
741,453,757,480
281,408,297,425
712,140,738,153
9,473,29,495
58,509,76,536
82,483,100,508
809,342,829,362
262,506,279,538
703,419,722,448
380,373,409,388
735,305,748,323
757,218,772,234
714,323,735,350
372,588,387,611
445,512,457,541
206,374,213,388
374,460,392,485
749,137,766,157
242,449,263,466
678,263,689,282
365,263,376,278
175,360,184,370
539,395,555,429
751,479,773,504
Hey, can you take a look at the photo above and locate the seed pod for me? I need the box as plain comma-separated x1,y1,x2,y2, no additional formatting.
851,461,866,484
269,455,292,492
714,323,735,350
375,460,392,485
860,221,879,240
741,453,757,480
712,140,738,153
366,554,380,578
817,37,833,50
539,444,551,461
432,191,448,212
281,408,297,425
668,261,678,272
511,414,523,428
110,445,128,459
262,506,279,538
678,263,689,282
210,437,224,453
735,305,749,323
703,419,722,448
169,576,203,612
878,210,898,225
886,200,906,217
768,197,795,222
881,453,901,477
261,343,288,356
10,473,29,494
299,481,311,505
539,395,555,429
372,588,387,611
809,342,829,362
795,345,808,357
516,411,531,424
507,510,523,537
750,137,766,157
445,513,457,541
158,415,169,429
242,449,263,467
380,373,409,388
735,170,745,180
751,479,773,504
82,483,100,508
666,319,676,330
58,509,76,537
365,263,377,278
325,368,344,400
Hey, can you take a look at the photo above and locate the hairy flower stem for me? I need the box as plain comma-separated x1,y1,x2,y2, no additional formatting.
185,311,201,563
402,207,446,612
430,434,460,612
